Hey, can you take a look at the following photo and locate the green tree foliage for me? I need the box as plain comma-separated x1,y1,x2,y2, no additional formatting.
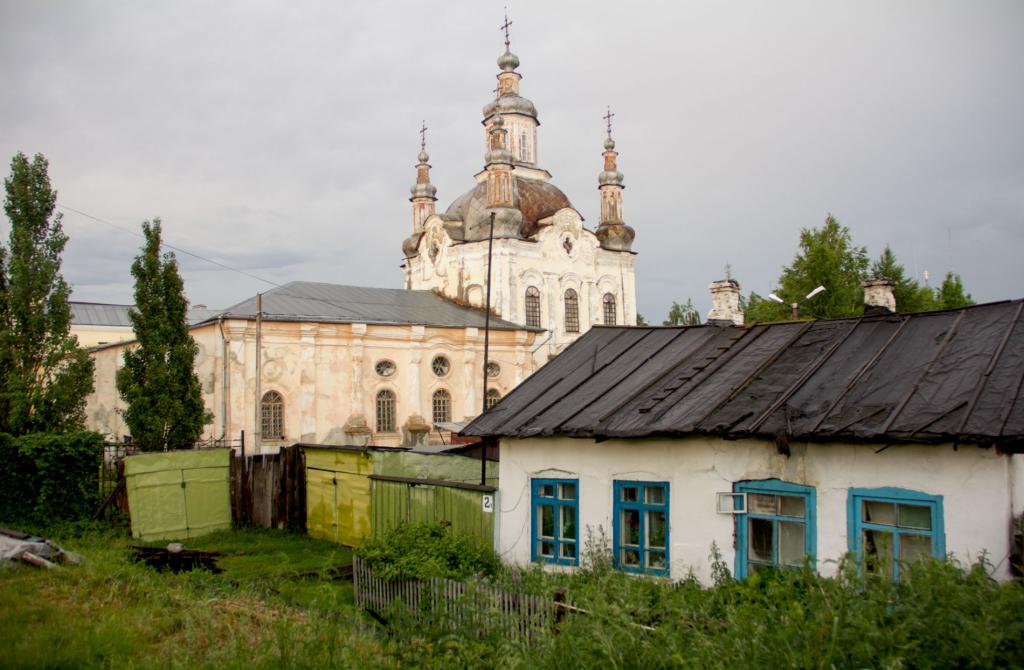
746,215,869,323
663,298,701,326
0,152,94,434
635,313,647,326
936,271,974,309
116,220,210,451
0,431,103,524
870,245,936,313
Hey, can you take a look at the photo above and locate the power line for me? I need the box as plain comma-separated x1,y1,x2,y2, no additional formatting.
57,204,282,288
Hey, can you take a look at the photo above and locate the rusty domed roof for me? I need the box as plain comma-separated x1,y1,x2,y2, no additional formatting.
443,176,574,240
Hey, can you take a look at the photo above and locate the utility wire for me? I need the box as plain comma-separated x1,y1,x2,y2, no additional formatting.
57,204,282,288
57,203,511,327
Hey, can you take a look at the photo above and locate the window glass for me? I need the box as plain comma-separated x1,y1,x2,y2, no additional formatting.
531,478,579,566
261,391,284,439
375,390,395,432
431,389,451,425
485,388,502,410
614,480,670,576
645,486,665,505
374,360,396,377
564,289,580,333
602,293,617,325
525,286,541,328
851,489,942,580
779,521,805,566
897,504,931,530
900,534,932,562
863,500,895,525
735,480,815,578
431,355,451,377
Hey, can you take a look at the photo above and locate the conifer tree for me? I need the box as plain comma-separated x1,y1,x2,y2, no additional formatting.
870,245,936,313
936,271,974,309
116,219,210,451
1,152,94,434
745,214,869,322
663,299,701,326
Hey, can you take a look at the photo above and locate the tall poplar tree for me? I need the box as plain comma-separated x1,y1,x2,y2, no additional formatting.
1,152,94,434
116,219,210,451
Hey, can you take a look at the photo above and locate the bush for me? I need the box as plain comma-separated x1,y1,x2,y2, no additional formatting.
356,522,500,581
0,431,104,526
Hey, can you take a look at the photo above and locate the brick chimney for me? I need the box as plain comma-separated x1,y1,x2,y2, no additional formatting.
862,277,896,313
707,279,744,325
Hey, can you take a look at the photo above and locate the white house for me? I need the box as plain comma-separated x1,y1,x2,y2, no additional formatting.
463,297,1024,582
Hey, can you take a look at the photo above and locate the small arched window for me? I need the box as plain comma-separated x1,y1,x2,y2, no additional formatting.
261,391,284,440
376,389,396,433
603,293,617,325
564,289,580,333
520,130,529,161
432,389,451,425
525,286,541,328
485,388,502,410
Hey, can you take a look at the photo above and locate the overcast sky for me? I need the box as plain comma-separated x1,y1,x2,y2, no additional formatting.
1,0,1022,321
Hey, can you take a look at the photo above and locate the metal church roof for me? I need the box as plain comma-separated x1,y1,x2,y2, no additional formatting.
211,281,538,331
71,302,222,327
463,300,1024,450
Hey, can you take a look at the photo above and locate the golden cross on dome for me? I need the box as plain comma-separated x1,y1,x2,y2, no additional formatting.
603,106,616,139
501,8,513,48
419,120,427,151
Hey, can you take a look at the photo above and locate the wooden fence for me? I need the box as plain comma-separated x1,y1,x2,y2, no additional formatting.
231,445,306,531
352,556,554,640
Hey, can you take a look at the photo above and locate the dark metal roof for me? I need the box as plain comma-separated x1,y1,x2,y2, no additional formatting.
71,302,222,327
212,281,538,331
443,175,574,240
463,300,1024,449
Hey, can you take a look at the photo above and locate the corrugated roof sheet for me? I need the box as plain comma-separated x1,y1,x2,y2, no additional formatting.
211,281,537,331
463,300,1024,449
71,302,222,327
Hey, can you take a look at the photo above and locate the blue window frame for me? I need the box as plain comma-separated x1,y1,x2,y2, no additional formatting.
613,481,670,575
847,487,944,580
734,479,816,578
531,478,579,565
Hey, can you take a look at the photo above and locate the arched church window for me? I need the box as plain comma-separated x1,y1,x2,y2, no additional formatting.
603,293,617,325
520,130,528,161
525,287,541,328
485,388,502,410
432,389,451,425
376,389,396,433
261,391,284,440
564,289,580,333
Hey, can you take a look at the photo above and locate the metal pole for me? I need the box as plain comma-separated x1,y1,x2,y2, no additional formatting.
481,211,496,485
254,293,262,454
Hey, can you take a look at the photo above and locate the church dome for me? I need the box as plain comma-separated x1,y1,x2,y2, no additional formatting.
482,94,538,121
443,175,573,240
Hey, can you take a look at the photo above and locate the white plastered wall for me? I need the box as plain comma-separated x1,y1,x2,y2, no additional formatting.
498,436,1017,582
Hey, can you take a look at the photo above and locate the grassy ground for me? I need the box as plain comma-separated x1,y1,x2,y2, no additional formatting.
0,524,389,669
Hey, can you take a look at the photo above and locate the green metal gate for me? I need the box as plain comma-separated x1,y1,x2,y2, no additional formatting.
124,449,232,541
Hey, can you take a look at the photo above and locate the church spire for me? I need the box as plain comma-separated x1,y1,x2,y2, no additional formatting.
482,10,539,167
409,120,437,233
596,108,635,252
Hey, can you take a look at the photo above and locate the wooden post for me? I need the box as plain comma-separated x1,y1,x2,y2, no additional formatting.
552,587,567,634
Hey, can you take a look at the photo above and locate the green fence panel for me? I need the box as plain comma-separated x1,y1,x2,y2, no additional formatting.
370,478,494,546
304,447,373,547
124,449,231,541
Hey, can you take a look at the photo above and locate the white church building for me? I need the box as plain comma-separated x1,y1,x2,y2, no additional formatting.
401,37,638,364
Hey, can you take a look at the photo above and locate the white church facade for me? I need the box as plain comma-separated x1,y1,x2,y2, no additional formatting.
401,39,637,363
